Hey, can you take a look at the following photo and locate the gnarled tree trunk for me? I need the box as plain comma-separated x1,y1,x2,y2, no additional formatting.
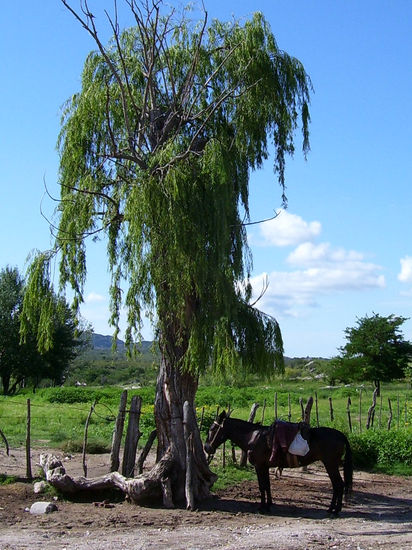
154,350,217,505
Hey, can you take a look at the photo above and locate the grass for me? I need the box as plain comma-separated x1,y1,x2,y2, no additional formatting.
0,381,411,476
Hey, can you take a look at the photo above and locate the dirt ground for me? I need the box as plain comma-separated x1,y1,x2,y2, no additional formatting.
0,448,411,550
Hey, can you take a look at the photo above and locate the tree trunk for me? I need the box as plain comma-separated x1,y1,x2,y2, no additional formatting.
154,352,216,506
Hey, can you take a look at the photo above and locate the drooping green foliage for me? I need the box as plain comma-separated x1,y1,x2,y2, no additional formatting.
25,1,312,377
1,265,81,394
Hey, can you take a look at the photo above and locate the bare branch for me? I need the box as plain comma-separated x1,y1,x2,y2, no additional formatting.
249,274,269,308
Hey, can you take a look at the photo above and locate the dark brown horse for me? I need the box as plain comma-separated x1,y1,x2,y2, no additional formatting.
204,411,353,515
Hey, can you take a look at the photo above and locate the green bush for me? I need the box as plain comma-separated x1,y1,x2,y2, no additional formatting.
349,429,412,472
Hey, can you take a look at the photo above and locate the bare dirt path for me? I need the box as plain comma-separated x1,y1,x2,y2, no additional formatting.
1,448,411,549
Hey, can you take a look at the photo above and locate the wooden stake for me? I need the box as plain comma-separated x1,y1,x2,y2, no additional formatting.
26,399,32,480
315,392,319,427
328,397,334,422
288,393,291,422
183,401,195,511
304,396,313,424
110,390,128,472
346,397,352,433
240,403,260,467
359,389,362,433
274,392,278,421
82,400,96,477
136,429,157,474
122,395,142,477
387,398,393,431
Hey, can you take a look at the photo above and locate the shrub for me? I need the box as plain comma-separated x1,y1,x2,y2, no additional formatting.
349,429,412,472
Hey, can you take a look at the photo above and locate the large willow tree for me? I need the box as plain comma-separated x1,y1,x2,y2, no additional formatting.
24,0,311,504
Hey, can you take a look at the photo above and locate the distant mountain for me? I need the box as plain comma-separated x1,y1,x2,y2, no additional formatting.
91,333,153,353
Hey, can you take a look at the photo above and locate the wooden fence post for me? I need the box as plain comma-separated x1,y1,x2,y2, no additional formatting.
359,389,362,433
387,398,393,431
26,399,32,480
136,429,157,474
240,403,260,467
122,395,142,477
346,397,352,433
274,392,278,421
110,390,128,472
82,400,96,477
261,399,267,425
0,427,9,456
288,393,291,422
328,397,334,422
304,396,313,424
366,389,377,430
183,401,195,511
299,397,304,420
315,392,319,427
397,394,400,430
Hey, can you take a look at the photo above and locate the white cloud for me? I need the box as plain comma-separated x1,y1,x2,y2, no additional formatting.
398,256,412,283
85,292,106,303
257,209,321,247
287,242,364,266
250,249,385,318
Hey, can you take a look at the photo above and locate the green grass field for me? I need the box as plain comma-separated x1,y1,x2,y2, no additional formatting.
0,381,411,476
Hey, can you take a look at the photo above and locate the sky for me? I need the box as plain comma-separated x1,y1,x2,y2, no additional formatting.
1,0,411,357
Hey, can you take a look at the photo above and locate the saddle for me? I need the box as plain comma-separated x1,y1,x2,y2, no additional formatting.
267,420,310,468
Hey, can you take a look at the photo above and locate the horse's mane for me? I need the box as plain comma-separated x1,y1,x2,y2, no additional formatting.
227,416,270,432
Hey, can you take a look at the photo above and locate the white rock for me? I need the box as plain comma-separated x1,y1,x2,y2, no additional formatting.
29,502,58,515
33,481,48,494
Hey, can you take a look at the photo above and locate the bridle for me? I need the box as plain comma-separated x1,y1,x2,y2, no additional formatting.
206,419,226,462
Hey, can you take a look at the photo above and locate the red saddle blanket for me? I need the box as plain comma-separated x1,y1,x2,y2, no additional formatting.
268,421,301,468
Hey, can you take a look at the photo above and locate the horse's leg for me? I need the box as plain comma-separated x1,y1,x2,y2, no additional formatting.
323,462,344,515
256,467,271,513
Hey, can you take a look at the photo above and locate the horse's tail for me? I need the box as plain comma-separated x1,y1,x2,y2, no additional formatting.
343,435,353,500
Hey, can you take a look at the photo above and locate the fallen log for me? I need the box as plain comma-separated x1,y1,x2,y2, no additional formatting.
39,449,178,507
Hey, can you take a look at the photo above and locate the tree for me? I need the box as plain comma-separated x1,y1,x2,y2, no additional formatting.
0,266,81,394
23,0,312,505
0,267,27,395
332,313,412,395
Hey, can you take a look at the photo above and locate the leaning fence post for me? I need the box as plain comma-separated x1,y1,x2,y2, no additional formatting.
183,401,195,511
240,403,260,467
274,392,278,421
26,399,32,480
110,390,128,472
136,429,157,474
122,395,142,477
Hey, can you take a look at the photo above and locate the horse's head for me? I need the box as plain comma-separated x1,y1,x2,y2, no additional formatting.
204,410,229,458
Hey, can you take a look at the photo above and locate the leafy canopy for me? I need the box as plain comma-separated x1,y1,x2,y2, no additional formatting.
331,313,412,385
23,1,312,376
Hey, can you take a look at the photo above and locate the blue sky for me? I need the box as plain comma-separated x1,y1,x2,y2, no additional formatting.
1,1,411,357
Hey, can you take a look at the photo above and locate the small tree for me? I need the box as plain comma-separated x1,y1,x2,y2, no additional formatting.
0,266,80,394
333,313,412,395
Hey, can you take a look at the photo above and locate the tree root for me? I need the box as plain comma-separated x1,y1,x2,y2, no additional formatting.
39,450,177,507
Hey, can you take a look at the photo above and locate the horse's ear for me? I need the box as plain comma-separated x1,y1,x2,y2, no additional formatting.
218,410,227,421
227,408,234,418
